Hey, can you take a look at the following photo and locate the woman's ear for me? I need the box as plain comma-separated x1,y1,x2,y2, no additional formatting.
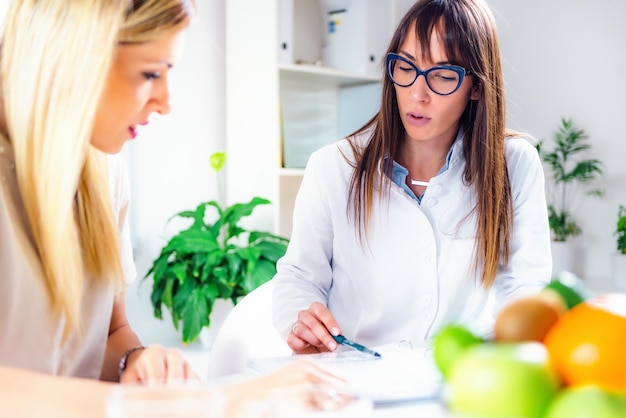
470,82,481,100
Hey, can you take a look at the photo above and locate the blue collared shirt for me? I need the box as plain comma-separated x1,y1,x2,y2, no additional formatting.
390,145,456,203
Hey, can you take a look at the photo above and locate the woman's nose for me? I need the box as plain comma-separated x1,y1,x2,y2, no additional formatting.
151,81,171,115
410,74,430,102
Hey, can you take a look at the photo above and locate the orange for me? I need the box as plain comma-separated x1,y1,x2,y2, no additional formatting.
543,293,626,393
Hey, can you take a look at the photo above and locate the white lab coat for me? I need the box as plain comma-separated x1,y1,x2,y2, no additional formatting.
272,130,551,347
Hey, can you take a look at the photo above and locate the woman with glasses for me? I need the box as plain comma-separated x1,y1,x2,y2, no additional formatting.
273,0,552,354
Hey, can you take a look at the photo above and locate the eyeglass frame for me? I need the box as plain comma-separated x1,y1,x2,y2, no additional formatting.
386,52,473,96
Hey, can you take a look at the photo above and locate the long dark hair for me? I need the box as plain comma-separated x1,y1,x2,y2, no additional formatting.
345,0,512,288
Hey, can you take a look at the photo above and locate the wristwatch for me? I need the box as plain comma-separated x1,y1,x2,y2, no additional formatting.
117,345,145,379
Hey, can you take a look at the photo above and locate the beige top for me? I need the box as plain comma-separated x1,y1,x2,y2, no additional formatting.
0,134,136,378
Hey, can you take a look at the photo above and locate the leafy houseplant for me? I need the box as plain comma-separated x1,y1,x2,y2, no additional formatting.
538,118,604,242
616,205,626,255
612,205,626,290
145,152,289,344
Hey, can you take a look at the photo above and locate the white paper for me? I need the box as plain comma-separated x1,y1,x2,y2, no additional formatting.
248,344,443,405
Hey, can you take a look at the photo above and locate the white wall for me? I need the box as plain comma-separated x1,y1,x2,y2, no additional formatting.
486,0,626,281
123,1,226,346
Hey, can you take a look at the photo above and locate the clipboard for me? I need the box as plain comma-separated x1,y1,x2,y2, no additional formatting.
248,344,443,405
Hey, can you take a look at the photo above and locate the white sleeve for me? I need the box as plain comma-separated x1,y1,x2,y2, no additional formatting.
272,148,336,340
108,154,137,286
492,138,552,312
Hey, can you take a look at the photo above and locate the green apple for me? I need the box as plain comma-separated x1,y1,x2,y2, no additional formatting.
545,385,626,418
433,324,483,379
446,342,561,418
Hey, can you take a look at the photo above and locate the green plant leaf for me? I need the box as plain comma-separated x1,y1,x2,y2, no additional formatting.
208,263,235,299
172,278,195,321
172,263,187,284
163,229,220,255
242,259,277,293
617,205,626,254
253,239,289,263
181,287,211,343
223,197,271,228
161,278,174,309
167,202,207,230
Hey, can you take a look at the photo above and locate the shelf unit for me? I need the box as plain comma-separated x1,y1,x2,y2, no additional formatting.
226,0,398,238
278,65,381,237
279,63,380,87
279,63,380,163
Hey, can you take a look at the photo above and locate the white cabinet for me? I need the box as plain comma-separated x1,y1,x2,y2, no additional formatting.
279,63,380,169
278,63,381,236
226,0,404,238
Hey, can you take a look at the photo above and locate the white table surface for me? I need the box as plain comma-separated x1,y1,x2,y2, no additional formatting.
178,280,626,416
373,400,449,417
181,344,453,417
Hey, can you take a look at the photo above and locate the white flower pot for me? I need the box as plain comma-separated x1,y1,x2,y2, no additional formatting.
550,241,576,279
611,253,626,291
198,298,235,349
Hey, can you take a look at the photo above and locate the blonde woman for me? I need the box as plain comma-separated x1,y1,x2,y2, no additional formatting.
0,1,339,415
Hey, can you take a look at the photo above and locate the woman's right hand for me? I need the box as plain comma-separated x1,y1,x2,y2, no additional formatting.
287,302,342,354
225,357,347,408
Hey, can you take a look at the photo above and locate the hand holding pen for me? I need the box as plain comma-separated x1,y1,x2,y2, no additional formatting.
287,302,381,358
288,302,345,354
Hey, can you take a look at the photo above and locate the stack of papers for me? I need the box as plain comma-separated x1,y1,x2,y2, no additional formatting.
248,344,443,405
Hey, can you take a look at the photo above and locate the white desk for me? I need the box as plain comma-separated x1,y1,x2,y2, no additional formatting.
373,400,448,417
180,345,212,379
181,345,451,416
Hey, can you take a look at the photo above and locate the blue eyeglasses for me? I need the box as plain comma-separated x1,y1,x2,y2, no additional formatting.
386,52,472,96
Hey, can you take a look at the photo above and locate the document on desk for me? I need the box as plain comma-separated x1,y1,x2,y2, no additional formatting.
248,344,443,405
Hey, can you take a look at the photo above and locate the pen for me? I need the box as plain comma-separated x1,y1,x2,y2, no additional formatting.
333,335,382,358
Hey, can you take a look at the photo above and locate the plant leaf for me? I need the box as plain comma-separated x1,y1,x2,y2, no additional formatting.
252,239,289,263
222,197,271,230
242,259,277,293
163,229,220,255
181,287,211,343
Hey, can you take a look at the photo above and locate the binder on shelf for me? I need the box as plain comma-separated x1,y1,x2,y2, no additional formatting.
318,0,392,77
277,0,294,64
279,0,324,66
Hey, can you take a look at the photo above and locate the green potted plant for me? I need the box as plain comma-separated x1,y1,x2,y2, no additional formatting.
144,151,289,344
611,204,626,289
615,205,626,255
538,117,604,242
537,118,603,277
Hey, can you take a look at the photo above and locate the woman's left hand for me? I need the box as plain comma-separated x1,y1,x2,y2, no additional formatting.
119,344,199,384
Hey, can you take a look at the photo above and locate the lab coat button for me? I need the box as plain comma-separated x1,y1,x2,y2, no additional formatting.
422,237,431,246
422,253,432,262
421,295,433,306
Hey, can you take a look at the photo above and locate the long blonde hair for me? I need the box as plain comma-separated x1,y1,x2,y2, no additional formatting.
0,0,194,333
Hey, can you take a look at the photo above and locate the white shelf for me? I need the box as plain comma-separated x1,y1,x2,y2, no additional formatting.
279,167,305,177
279,63,381,88
227,0,390,239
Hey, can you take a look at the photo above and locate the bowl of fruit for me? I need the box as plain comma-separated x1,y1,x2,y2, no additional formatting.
433,275,626,418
